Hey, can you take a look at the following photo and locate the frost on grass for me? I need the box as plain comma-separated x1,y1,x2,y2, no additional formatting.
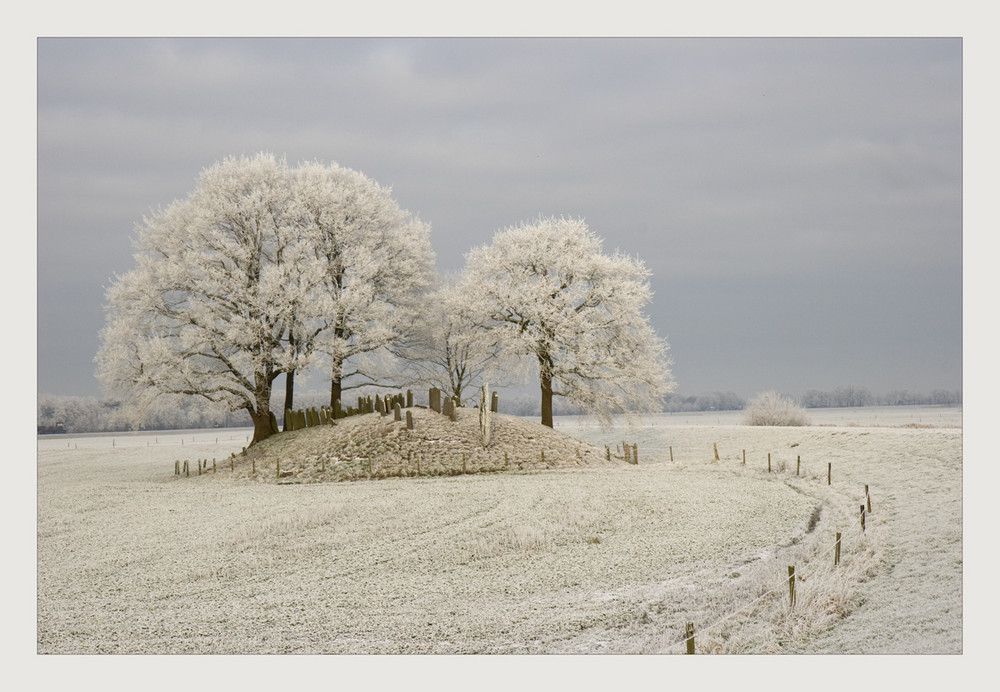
37,418,961,654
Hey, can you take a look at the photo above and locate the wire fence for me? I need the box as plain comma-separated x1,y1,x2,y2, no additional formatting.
651,448,878,654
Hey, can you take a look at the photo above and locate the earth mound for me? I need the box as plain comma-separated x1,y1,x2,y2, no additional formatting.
240,406,621,483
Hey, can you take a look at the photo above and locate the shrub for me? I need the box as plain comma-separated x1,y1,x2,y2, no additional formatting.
743,390,810,426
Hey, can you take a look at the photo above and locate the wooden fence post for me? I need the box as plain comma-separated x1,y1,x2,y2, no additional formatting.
713,443,719,461
865,485,872,514
796,455,800,476
685,623,695,654
174,460,179,475
788,566,796,607
633,444,638,465
742,449,745,465
768,453,771,473
834,532,842,566
860,505,866,533
670,446,674,462
828,462,831,485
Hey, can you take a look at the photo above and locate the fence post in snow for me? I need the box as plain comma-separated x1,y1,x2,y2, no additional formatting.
828,463,832,485
685,623,695,654
713,442,719,460
865,485,872,514
788,566,796,607
860,505,866,533
834,532,842,566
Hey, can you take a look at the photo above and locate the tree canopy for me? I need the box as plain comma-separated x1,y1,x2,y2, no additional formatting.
455,216,675,427
96,153,434,443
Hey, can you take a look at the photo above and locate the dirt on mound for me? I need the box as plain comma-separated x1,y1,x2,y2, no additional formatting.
239,406,623,483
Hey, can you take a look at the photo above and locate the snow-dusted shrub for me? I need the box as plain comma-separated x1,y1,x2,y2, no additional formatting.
743,390,810,426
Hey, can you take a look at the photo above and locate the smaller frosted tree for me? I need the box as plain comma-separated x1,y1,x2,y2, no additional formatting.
390,275,503,405
743,390,810,426
456,216,674,427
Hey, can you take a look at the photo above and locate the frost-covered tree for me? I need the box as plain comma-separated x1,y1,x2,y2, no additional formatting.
456,216,674,427
390,275,503,405
743,390,810,426
96,154,330,444
293,161,435,408
96,155,434,442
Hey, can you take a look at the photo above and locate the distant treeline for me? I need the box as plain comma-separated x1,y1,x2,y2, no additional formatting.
799,386,962,408
37,386,962,434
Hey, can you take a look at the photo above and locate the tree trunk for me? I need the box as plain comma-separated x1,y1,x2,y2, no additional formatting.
330,362,343,410
250,408,273,445
284,370,295,413
540,369,554,428
250,377,275,445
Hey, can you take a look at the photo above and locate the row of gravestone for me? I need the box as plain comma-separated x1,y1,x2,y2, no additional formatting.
279,387,501,433
428,387,499,416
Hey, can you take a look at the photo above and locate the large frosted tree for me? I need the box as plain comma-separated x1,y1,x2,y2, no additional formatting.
95,153,433,443
96,153,318,443
456,216,674,427
293,161,435,409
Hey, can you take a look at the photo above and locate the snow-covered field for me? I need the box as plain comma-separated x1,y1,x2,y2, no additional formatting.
36,406,961,657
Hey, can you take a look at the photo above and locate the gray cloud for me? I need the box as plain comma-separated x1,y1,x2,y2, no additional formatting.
37,37,961,399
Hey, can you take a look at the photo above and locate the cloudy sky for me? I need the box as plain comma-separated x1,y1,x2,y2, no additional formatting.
36,36,963,400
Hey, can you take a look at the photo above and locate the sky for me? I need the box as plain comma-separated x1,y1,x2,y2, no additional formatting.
35,35,964,401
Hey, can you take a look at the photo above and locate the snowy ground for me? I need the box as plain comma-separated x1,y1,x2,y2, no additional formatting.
35,406,961,658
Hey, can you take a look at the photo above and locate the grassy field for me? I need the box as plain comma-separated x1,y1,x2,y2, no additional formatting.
35,407,962,657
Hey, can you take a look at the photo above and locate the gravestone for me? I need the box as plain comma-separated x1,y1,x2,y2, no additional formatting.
479,383,492,446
